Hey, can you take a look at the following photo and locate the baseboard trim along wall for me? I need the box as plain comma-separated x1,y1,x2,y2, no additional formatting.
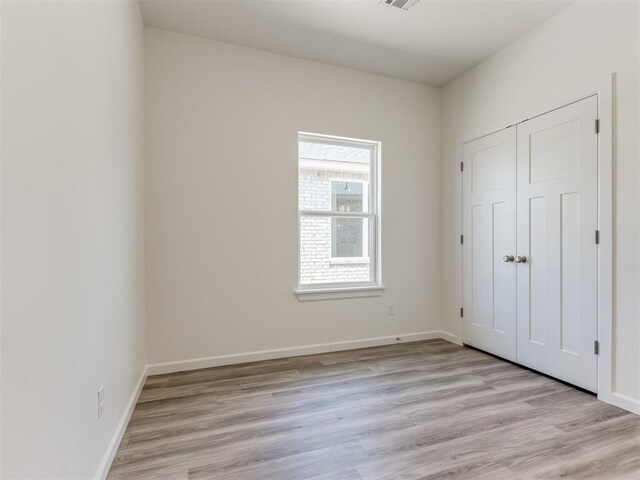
436,330,461,346
611,392,640,416
146,331,450,375
95,366,148,480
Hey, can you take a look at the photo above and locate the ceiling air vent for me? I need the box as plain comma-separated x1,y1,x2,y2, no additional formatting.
380,0,420,11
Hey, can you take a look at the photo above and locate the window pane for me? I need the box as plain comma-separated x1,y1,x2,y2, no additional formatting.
332,181,364,213
299,141,370,212
331,217,363,257
300,215,371,285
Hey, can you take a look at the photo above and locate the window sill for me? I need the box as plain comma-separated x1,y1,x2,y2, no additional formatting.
295,285,385,301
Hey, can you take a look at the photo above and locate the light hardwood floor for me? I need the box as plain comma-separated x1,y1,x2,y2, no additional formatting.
107,339,640,480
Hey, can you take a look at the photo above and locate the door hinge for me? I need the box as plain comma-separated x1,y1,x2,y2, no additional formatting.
460,162,464,172
460,307,464,318
594,340,600,355
595,119,600,134
595,230,600,245
460,234,464,245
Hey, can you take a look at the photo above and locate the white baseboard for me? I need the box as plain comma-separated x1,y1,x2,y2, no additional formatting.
610,392,640,415
438,330,461,345
147,331,448,375
94,365,148,480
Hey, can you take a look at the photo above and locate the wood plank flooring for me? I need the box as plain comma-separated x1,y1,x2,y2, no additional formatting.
107,339,640,480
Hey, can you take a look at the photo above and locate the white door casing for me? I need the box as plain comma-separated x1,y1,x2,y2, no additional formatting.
462,127,517,362
516,96,599,392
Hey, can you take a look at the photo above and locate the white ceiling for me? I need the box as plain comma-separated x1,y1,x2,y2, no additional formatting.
139,0,571,86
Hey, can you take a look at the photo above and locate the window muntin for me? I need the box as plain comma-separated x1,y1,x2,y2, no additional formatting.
298,133,380,290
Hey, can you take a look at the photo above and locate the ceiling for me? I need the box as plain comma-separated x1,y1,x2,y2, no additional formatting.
139,0,571,87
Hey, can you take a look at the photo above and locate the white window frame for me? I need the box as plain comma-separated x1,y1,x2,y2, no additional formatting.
329,179,369,263
296,132,383,299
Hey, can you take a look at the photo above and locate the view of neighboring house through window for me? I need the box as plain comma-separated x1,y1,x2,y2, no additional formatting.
298,133,380,290
331,180,368,259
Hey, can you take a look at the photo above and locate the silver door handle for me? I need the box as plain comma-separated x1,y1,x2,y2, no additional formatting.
515,255,527,264
503,255,514,263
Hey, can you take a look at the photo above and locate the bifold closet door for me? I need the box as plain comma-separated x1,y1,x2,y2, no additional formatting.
516,96,598,392
462,127,517,362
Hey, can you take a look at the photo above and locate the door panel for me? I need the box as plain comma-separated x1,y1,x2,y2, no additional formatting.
462,127,517,362
516,96,598,392
529,196,547,346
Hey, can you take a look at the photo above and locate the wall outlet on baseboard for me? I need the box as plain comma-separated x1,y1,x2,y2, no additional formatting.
98,385,105,419
387,303,396,316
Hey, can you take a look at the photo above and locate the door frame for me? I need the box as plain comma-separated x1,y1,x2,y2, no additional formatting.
452,74,614,407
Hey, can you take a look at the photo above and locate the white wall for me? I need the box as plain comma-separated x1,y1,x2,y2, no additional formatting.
145,28,442,365
0,1,146,478
441,1,640,410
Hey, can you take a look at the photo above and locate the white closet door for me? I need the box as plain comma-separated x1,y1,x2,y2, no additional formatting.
516,96,598,392
462,127,517,362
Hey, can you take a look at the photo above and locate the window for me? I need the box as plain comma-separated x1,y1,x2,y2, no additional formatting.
297,133,381,294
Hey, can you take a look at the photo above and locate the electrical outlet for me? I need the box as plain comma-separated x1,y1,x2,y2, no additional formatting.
387,303,396,316
97,386,105,419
